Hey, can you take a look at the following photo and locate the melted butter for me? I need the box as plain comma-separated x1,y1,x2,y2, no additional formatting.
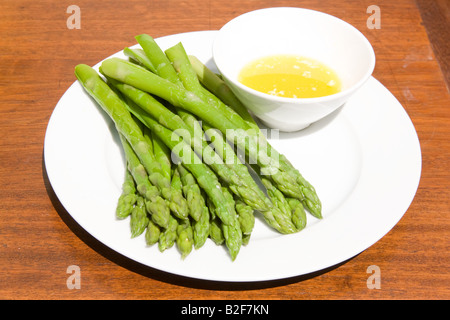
238,54,341,98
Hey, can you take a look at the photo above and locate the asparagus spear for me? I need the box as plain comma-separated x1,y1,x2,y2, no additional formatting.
209,218,225,245
158,215,178,252
235,199,255,236
178,164,204,222
287,198,307,231
206,196,231,247
116,169,138,219
188,55,323,219
118,133,170,228
176,219,194,259
130,196,149,238
135,34,184,86
165,43,208,99
143,126,171,183
242,234,251,246
207,186,242,260
145,220,161,246
192,206,210,249
169,165,188,220
260,177,297,234
124,47,157,73
74,64,189,220
221,220,242,260
177,164,210,248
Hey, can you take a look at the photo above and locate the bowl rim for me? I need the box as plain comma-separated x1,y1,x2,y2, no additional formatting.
212,7,376,104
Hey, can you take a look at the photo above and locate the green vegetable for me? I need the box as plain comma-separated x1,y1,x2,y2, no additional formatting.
218,187,242,260
178,164,204,222
124,47,157,73
260,177,297,234
135,34,183,86
287,198,307,231
176,219,194,259
158,215,178,252
130,196,149,238
209,218,224,245
192,206,210,249
177,164,210,249
169,164,188,220
115,169,138,220
235,199,255,236
145,220,161,246
146,127,172,183
118,133,170,228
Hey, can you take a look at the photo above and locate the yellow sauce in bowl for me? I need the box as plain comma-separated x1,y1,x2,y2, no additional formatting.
238,55,342,99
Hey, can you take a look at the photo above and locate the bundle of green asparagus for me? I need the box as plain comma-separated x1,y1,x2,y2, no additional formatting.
74,34,322,261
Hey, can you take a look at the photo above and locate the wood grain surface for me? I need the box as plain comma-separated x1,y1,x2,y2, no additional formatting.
0,0,449,300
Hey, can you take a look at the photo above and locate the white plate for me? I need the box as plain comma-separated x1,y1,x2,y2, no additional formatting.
44,30,422,282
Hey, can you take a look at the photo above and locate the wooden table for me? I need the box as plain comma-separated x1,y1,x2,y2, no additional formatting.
1,0,448,300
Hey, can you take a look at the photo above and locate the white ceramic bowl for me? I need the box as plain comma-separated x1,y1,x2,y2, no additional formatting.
213,7,376,132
